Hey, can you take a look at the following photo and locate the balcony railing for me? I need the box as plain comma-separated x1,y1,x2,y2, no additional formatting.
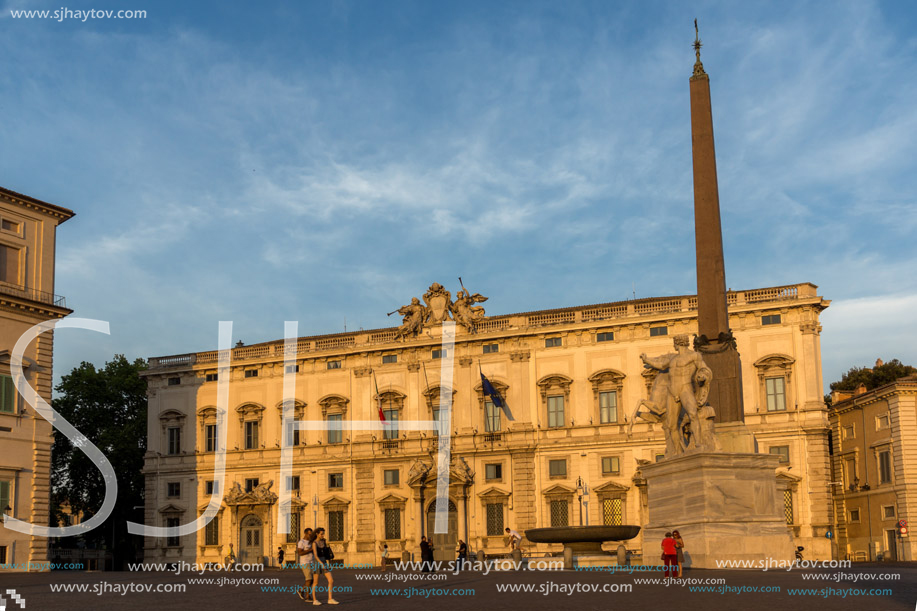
0,281,67,308
146,282,818,369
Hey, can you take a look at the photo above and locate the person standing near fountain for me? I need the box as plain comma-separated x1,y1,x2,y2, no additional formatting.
661,532,678,579
673,530,685,577
505,527,523,551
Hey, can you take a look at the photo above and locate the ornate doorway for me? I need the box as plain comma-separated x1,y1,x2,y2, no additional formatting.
426,500,458,562
240,514,263,564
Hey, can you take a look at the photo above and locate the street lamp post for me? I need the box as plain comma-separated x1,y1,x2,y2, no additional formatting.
576,477,584,526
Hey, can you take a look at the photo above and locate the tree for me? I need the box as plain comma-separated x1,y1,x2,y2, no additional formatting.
51,355,147,569
826,358,916,404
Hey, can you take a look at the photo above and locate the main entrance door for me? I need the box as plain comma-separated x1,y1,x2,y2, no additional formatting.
426,500,458,562
240,514,263,564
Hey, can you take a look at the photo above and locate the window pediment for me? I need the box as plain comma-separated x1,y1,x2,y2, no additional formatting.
275,399,307,419
158,503,185,514
321,495,351,509
159,410,186,423
754,354,795,369
477,486,511,501
593,481,629,494
377,493,407,509
235,403,265,419
319,394,350,416
588,369,626,386
541,483,575,497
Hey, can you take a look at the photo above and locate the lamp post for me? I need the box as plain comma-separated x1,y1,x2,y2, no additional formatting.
576,477,584,526
583,483,590,526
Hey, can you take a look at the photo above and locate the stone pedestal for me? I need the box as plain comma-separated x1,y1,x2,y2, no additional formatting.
642,452,793,569
714,421,756,454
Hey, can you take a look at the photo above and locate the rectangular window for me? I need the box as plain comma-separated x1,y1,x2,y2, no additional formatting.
168,377,181,386
205,424,217,452
549,459,567,477
384,469,399,486
483,344,499,354
549,499,568,527
596,332,614,342
878,450,892,484
485,464,503,481
327,413,343,444
844,457,857,489
849,508,861,523
769,445,790,464
547,395,564,428
205,516,219,546
0,546,6,565
599,391,617,424
783,490,794,525
244,369,258,378
545,337,562,348
876,413,890,430
167,427,181,455
765,377,787,412
205,373,218,382
882,505,896,519
655,454,665,463
287,476,300,492
244,421,259,449
245,478,259,493
1,219,21,233
383,410,399,439
0,481,10,517
602,456,620,475
843,425,855,440
287,512,300,543
649,326,668,337
328,511,344,541
328,473,344,489
486,503,504,536
205,481,216,495
762,314,782,325
327,360,342,369
167,482,180,498
384,508,400,540
285,364,299,374
285,421,300,447
166,517,180,547
382,354,397,364
602,498,623,526
0,375,16,413
0,244,20,284
484,399,501,433
432,349,448,359
431,407,440,423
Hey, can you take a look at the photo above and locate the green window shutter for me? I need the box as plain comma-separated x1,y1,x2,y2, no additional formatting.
0,376,15,413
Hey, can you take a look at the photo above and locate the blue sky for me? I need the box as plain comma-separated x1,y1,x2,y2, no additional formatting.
2,0,916,391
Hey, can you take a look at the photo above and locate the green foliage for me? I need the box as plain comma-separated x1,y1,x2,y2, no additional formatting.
829,359,916,394
51,355,147,566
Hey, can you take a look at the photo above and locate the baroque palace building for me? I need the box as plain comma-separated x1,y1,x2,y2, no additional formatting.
0,186,74,572
142,281,834,566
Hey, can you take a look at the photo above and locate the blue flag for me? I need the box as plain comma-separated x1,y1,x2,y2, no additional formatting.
480,373,514,421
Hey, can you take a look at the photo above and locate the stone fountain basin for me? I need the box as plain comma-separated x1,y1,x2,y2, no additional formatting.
525,525,641,554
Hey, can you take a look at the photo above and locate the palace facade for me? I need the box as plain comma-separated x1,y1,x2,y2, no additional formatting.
829,373,917,562
0,186,74,572
141,281,834,566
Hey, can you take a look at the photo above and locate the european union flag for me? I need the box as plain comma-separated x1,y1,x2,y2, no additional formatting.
480,373,514,421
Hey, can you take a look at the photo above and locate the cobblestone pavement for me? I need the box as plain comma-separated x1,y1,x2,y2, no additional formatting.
2,563,915,610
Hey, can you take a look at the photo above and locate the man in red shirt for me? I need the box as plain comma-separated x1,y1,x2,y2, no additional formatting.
661,532,678,579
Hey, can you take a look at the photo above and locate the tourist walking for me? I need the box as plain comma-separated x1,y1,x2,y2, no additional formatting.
381,543,389,572
661,532,678,579
277,546,285,569
226,543,236,568
457,539,468,570
296,528,315,603
313,527,340,605
672,530,685,577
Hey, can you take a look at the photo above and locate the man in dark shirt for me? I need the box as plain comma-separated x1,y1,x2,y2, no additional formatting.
420,536,434,572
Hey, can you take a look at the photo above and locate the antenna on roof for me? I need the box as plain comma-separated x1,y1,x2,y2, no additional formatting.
633,282,637,300
344,317,347,332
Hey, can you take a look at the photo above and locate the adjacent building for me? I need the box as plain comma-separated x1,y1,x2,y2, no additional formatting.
0,186,74,571
829,373,917,561
141,281,833,566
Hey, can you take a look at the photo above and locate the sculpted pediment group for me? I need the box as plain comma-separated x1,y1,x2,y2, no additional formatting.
391,281,489,337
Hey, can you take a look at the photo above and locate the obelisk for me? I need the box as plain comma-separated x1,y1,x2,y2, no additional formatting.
689,22,745,424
